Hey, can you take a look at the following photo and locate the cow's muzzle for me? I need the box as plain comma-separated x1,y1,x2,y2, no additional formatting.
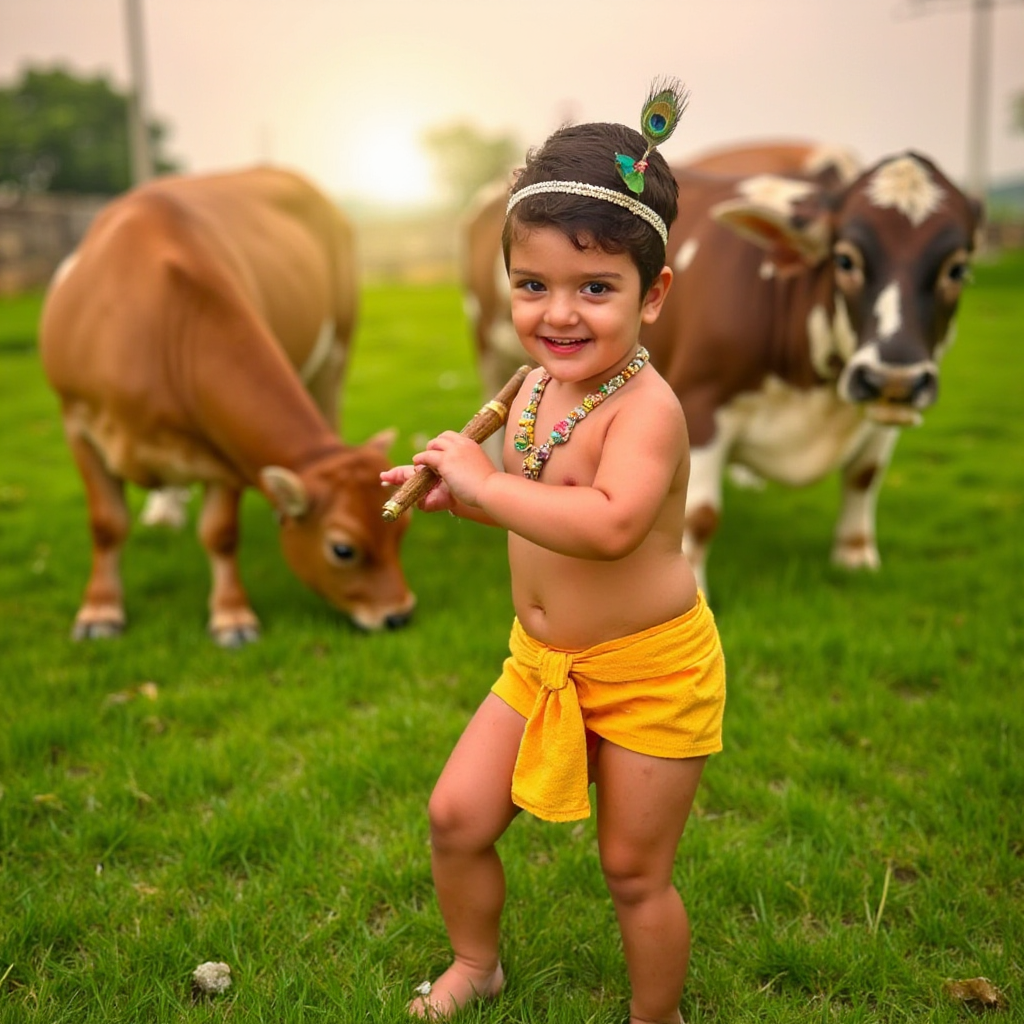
840,358,938,425
384,609,414,630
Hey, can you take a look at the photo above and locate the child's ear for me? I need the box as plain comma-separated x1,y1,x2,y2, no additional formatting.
640,265,673,324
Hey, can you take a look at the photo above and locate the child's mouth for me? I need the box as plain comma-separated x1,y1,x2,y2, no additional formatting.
543,337,588,350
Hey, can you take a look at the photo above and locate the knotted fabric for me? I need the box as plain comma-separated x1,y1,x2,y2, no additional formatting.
498,591,725,822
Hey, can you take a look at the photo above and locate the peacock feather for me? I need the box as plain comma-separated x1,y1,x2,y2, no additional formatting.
616,77,689,194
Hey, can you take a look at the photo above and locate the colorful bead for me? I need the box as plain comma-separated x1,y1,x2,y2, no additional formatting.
517,347,650,480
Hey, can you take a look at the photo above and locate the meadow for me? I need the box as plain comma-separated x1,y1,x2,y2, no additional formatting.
0,250,1021,1023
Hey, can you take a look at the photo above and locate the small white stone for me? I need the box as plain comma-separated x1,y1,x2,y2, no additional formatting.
192,961,232,994
414,980,432,996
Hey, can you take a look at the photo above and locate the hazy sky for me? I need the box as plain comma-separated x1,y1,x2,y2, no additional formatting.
2,0,1022,205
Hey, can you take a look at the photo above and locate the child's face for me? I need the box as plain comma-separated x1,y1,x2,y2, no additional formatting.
507,226,671,389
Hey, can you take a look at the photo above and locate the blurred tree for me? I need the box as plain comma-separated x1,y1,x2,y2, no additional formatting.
422,122,519,210
0,66,179,195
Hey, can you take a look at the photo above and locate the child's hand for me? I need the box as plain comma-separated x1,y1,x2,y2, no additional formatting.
413,431,498,508
379,464,458,514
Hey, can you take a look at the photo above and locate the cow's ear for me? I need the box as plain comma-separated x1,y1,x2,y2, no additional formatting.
260,466,310,519
711,177,832,271
366,427,398,453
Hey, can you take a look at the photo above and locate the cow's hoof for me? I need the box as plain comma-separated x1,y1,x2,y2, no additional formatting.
831,541,881,570
72,619,125,641
210,624,260,648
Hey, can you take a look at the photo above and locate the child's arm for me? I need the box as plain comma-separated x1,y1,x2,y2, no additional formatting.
415,388,687,559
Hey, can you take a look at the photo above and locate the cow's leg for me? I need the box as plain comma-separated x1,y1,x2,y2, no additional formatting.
683,436,731,598
66,432,130,639
198,483,260,647
832,425,899,569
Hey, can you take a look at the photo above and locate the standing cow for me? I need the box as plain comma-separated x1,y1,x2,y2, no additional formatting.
461,143,982,593
40,166,416,645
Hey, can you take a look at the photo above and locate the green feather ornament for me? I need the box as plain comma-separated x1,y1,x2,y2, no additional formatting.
616,77,689,194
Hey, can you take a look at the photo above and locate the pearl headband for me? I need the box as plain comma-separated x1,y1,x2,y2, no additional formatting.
505,180,668,247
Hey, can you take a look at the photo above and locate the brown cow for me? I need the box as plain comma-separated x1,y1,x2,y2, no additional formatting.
40,166,416,645
461,142,982,593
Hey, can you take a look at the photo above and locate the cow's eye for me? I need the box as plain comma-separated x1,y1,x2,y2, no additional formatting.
947,261,972,284
329,542,359,565
834,251,856,273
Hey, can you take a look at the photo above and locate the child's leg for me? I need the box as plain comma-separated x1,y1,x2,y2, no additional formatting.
595,744,707,1024
410,692,526,1019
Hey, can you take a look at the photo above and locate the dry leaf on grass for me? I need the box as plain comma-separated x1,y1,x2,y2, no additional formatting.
944,977,1007,1010
104,682,160,706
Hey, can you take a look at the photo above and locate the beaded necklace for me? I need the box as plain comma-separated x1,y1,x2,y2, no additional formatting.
513,347,650,480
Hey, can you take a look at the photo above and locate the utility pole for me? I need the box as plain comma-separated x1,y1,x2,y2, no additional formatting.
965,0,994,200
909,0,1022,201
124,0,154,184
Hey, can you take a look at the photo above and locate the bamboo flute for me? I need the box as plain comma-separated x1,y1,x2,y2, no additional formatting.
382,364,531,522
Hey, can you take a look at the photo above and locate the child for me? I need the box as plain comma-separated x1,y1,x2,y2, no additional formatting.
381,79,725,1024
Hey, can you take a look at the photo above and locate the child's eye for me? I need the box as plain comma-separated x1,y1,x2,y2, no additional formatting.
583,282,610,295
516,279,545,293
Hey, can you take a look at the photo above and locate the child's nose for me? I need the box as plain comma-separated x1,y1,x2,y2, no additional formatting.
545,292,579,326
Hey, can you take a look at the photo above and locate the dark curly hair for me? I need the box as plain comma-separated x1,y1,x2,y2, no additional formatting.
502,121,679,297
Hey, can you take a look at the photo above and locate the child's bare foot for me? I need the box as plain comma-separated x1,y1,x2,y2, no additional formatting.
408,962,504,1019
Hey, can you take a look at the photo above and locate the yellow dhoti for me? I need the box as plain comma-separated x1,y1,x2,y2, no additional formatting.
492,591,726,822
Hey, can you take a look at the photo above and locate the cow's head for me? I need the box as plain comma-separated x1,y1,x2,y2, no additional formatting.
259,429,416,630
711,152,983,425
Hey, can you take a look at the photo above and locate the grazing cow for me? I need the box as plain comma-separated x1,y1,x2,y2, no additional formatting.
461,143,982,593
40,166,416,645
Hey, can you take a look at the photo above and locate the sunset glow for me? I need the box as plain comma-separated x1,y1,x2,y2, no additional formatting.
337,126,436,207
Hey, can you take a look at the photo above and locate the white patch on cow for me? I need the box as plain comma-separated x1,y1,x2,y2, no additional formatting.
866,155,944,227
726,464,766,490
736,174,815,214
833,294,857,363
51,252,79,288
933,321,957,362
723,376,871,487
806,304,838,378
299,319,336,385
803,144,861,185
873,281,902,339
684,429,736,596
140,486,192,529
674,238,699,273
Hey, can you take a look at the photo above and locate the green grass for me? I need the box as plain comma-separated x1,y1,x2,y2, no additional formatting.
1,252,1022,1022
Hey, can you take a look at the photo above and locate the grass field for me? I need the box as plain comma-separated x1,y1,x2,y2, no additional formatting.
1,250,1022,1023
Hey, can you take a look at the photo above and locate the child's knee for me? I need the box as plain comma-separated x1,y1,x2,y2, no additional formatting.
427,787,491,852
600,850,672,907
